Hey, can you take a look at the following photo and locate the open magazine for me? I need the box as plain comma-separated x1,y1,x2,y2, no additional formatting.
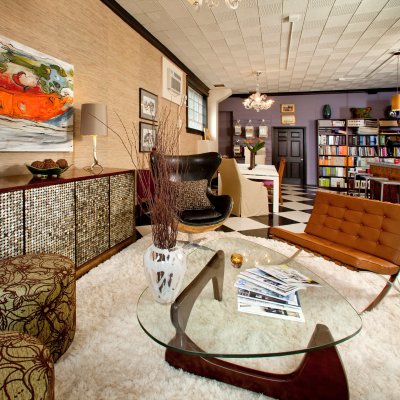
235,264,320,322
257,265,320,287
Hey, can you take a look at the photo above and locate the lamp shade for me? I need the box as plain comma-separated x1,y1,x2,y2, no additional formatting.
80,103,108,136
392,94,400,112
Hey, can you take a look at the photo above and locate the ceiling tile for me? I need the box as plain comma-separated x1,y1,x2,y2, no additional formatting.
115,0,399,93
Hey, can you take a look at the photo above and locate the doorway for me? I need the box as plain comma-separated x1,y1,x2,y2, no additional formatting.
272,127,305,185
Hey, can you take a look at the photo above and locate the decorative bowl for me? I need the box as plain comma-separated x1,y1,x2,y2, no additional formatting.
26,164,70,177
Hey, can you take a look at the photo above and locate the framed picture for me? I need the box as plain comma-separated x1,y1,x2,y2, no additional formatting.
0,34,74,152
139,122,157,152
281,104,295,113
245,123,254,138
140,88,158,121
282,115,296,125
259,125,268,138
234,121,242,135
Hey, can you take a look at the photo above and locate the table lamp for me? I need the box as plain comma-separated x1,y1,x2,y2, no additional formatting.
80,103,108,173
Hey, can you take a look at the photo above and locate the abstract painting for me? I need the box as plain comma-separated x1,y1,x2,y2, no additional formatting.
0,34,74,152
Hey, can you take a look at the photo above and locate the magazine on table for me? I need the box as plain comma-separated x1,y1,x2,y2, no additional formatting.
234,264,321,322
234,278,299,304
238,269,301,296
237,302,305,322
257,265,321,287
237,288,301,309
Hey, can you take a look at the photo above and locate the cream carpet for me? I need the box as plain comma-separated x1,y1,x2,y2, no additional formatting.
55,231,400,400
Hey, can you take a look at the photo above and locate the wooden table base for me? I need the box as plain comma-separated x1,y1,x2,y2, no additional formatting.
165,324,349,400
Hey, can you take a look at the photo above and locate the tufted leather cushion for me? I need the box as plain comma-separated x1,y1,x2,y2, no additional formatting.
0,254,76,362
171,179,214,210
0,331,54,399
269,229,398,275
270,191,400,275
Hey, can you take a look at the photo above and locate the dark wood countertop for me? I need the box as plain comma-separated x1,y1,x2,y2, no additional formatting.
0,167,135,193
370,162,400,169
370,163,400,180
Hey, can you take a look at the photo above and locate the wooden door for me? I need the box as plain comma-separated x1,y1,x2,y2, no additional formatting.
218,111,233,158
272,127,305,185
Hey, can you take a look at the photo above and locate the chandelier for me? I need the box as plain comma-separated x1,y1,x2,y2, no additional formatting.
243,72,274,112
192,0,241,11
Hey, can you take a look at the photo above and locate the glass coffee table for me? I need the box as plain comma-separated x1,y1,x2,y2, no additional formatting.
137,237,362,400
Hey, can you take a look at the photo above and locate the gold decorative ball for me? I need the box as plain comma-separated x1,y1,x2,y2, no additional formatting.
230,253,243,268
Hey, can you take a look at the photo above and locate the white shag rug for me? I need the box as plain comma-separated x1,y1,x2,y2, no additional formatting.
55,231,400,400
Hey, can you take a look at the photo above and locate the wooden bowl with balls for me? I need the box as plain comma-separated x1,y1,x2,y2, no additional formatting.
26,159,70,177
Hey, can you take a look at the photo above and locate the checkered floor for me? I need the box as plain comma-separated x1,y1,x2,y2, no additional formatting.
136,184,319,240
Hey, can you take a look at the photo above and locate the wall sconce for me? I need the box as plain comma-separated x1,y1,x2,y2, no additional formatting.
80,103,108,173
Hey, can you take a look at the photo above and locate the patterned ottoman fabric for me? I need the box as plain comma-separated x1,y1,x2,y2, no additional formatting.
0,331,54,400
0,254,76,362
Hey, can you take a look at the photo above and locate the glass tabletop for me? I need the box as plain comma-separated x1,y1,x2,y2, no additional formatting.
137,237,362,358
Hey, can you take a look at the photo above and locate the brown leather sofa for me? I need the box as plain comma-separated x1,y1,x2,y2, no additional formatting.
270,191,400,311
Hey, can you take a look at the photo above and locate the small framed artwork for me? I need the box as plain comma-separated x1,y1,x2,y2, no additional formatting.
234,121,242,135
139,122,157,152
245,123,254,138
259,125,268,138
140,88,158,121
282,115,296,125
281,104,295,113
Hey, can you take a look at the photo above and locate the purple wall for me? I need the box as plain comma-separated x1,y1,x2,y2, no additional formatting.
219,91,394,185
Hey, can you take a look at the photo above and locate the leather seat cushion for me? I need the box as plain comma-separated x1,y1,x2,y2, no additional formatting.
270,227,399,275
180,209,222,222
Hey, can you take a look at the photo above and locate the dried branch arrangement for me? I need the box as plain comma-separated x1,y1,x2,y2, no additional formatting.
107,105,183,250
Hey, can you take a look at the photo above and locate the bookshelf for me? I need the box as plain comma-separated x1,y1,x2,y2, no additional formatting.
378,119,400,159
317,119,400,189
317,119,347,189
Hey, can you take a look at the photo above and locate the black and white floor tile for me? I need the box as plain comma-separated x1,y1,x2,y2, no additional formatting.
215,184,318,239
136,184,320,240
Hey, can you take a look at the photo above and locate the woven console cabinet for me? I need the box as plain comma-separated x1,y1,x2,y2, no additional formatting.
0,167,136,277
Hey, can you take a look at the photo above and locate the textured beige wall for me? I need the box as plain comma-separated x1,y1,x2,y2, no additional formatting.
0,0,198,177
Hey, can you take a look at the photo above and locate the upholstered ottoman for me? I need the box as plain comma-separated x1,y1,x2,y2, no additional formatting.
0,331,54,399
0,254,76,361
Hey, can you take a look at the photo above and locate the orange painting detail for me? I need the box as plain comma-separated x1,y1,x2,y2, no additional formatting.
0,88,72,121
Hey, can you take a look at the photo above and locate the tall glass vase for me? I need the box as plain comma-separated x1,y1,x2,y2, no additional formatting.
143,243,187,304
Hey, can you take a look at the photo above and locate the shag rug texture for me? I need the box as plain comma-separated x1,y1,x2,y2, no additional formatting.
55,231,400,400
